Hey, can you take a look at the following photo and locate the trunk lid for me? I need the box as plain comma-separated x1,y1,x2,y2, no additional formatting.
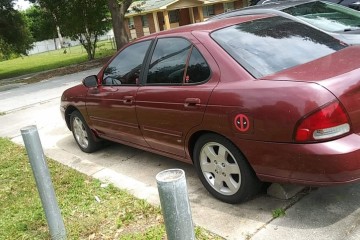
262,46,360,134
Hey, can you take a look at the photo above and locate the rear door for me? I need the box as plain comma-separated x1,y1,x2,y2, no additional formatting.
136,35,220,157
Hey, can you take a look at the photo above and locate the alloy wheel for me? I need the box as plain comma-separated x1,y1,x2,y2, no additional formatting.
199,142,241,196
72,116,89,149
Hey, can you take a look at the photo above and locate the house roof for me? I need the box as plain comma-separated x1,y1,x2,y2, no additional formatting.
126,0,234,17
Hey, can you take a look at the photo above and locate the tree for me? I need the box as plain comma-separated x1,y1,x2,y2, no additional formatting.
31,0,111,60
0,0,33,59
107,0,133,50
24,6,56,42
29,0,66,48
61,0,111,60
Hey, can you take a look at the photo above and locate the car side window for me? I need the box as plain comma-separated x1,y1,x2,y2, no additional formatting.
147,38,191,84
185,47,211,84
103,40,151,86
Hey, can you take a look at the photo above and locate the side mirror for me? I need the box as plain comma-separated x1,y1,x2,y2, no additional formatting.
83,75,98,88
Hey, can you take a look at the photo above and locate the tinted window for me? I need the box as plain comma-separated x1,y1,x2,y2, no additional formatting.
283,1,360,32
211,16,346,78
103,40,151,85
185,47,211,84
147,38,191,84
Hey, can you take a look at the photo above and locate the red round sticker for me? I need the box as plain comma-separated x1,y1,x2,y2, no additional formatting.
234,114,250,132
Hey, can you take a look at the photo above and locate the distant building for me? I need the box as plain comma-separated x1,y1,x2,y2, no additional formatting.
125,0,249,40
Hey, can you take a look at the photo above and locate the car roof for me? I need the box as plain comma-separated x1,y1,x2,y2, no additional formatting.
247,0,313,10
208,0,318,21
137,14,276,41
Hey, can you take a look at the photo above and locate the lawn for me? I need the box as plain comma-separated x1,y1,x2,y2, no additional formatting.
0,40,116,80
0,138,222,240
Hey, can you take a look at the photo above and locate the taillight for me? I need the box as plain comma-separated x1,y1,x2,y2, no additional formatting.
295,101,351,142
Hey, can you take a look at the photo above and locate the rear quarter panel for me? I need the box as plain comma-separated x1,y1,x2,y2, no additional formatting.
318,68,360,134
200,79,336,143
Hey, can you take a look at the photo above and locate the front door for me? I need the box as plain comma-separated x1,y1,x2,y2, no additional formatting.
86,40,152,147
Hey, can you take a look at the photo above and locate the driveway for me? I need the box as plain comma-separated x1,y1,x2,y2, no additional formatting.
1,69,360,240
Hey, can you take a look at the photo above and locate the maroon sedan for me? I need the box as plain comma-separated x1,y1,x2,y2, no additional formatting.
61,14,360,203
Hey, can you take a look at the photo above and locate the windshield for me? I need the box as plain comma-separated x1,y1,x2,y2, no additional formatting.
282,1,360,32
211,16,346,78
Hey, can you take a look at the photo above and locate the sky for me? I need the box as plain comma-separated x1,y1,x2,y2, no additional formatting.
14,0,33,11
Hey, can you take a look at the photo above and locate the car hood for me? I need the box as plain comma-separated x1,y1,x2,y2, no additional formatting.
262,46,360,133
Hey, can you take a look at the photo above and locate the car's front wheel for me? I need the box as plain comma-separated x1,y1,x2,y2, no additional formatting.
70,111,102,153
194,133,262,203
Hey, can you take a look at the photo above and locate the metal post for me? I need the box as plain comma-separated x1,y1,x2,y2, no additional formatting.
21,125,67,240
156,169,195,240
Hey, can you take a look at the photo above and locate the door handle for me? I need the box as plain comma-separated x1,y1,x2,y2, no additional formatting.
123,96,134,105
184,98,200,108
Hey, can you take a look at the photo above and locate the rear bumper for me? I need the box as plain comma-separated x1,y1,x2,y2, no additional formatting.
235,133,360,185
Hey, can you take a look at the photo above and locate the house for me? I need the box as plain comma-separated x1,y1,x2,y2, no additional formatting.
125,0,249,40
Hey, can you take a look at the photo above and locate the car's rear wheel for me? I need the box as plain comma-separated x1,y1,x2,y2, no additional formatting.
194,133,262,203
70,111,102,153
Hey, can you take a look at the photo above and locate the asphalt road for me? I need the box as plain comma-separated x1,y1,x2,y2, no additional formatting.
1,69,360,240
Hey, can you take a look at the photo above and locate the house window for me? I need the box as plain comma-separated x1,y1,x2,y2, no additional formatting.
203,5,215,17
169,10,180,23
141,15,149,27
128,17,135,29
224,2,235,12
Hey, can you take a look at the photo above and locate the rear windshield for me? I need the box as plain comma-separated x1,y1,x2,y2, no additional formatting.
211,16,346,78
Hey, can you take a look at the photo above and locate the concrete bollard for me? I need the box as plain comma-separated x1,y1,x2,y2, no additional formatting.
156,169,195,240
21,125,67,240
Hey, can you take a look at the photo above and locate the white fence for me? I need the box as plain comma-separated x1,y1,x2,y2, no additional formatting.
28,30,114,55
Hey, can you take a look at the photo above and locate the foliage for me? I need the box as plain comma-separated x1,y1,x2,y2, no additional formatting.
30,0,111,60
272,208,286,218
23,6,56,42
0,0,33,59
61,0,112,60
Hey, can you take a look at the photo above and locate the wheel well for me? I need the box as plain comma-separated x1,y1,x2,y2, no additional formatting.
188,131,252,166
64,106,78,130
188,130,216,163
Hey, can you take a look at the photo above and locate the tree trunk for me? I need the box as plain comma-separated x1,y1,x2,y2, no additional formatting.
51,12,63,49
108,0,132,50
56,25,63,49
79,34,94,60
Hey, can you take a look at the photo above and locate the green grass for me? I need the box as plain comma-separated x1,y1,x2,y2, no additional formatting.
0,40,116,80
0,138,222,239
272,208,286,218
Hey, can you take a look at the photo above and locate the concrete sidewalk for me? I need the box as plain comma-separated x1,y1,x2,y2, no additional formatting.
1,69,360,240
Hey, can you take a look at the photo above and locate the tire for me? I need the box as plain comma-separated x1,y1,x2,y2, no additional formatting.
193,133,262,203
70,111,102,153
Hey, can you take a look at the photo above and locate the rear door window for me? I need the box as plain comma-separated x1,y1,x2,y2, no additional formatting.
211,16,347,78
147,38,191,84
146,37,211,85
185,47,211,84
